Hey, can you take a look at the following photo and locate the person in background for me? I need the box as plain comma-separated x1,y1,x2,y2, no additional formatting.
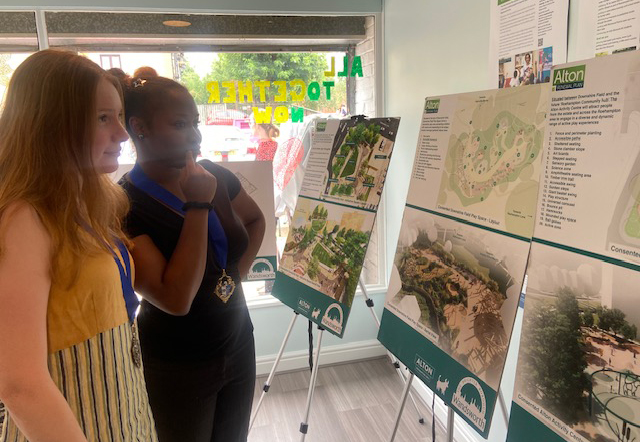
117,70,265,442
511,69,521,87
134,66,159,78
0,50,157,442
521,52,533,81
253,121,280,161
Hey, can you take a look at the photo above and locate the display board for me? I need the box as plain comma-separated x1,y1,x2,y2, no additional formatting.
490,0,569,89
272,117,400,338
572,0,640,60
378,84,550,438
507,50,640,442
217,161,278,281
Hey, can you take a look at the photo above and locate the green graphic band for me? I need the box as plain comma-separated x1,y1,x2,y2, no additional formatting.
507,403,565,442
273,272,351,338
377,310,496,437
532,237,640,272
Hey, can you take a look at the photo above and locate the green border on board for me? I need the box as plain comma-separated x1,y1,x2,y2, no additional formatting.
377,309,496,438
272,271,351,338
304,195,377,213
506,403,565,442
533,237,640,272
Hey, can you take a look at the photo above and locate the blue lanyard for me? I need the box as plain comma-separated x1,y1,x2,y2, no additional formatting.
113,239,138,323
128,163,228,270
78,219,138,323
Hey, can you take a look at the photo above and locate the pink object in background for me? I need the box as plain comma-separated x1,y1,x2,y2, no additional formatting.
273,138,303,190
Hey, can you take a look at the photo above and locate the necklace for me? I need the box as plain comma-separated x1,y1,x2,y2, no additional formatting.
128,163,234,303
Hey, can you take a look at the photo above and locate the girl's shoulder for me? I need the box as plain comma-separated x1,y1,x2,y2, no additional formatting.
0,201,49,245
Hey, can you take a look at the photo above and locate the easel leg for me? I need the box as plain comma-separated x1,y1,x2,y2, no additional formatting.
388,371,415,442
299,327,325,442
249,311,299,433
446,407,455,442
359,277,425,424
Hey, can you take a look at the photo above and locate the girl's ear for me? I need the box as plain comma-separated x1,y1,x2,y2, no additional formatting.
129,116,146,138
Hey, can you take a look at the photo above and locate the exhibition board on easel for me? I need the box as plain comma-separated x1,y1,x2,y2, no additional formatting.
507,49,640,442
377,84,550,438
272,117,400,338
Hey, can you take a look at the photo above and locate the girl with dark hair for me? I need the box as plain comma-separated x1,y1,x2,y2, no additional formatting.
117,72,265,442
0,50,157,441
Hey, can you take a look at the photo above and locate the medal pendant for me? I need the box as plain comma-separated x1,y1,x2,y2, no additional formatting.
215,269,235,303
131,322,142,368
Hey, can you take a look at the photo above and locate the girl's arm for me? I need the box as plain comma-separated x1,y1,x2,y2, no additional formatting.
0,202,88,442
130,153,218,316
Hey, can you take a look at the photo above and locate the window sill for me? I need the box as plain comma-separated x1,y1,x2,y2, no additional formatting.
245,281,389,310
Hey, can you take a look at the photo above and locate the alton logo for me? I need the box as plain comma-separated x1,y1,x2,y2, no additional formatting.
297,298,311,314
553,65,586,91
425,99,440,114
414,355,435,380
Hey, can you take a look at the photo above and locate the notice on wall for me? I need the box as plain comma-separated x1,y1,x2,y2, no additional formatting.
273,117,399,338
507,51,640,442
572,0,640,60
490,0,569,89
378,84,550,438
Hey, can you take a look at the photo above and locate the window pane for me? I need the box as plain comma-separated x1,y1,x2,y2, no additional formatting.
0,53,32,104
0,12,38,105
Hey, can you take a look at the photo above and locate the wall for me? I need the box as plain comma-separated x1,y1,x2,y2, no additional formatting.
383,1,519,441
249,291,388,375
383,0,491,276
355,16,377,117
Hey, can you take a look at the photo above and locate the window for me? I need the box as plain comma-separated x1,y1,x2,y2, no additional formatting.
42,11,381,301
99,54,121,69
0,11,38,105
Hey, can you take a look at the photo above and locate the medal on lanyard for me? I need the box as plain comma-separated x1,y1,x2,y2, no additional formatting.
128,163,234,303
80,220,142,367
113,239,142,367
215,269,235,303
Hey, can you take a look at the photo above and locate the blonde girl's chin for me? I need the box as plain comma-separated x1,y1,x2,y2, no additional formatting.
97,160,120,175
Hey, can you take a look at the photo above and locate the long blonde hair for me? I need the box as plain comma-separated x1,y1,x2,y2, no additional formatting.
0,50,130,280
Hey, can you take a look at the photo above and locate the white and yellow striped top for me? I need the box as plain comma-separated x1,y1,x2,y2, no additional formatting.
1,242,157,441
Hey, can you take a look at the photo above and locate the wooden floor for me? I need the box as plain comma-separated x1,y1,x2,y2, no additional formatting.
249,357,446,442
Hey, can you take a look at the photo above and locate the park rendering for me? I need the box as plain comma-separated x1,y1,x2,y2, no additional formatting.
443,110,542,207
280,198,373,307
323,119,396,210
388,211,522,389
515,247,640,442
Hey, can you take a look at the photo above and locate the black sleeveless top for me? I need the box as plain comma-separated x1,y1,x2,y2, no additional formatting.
120,160,253,363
